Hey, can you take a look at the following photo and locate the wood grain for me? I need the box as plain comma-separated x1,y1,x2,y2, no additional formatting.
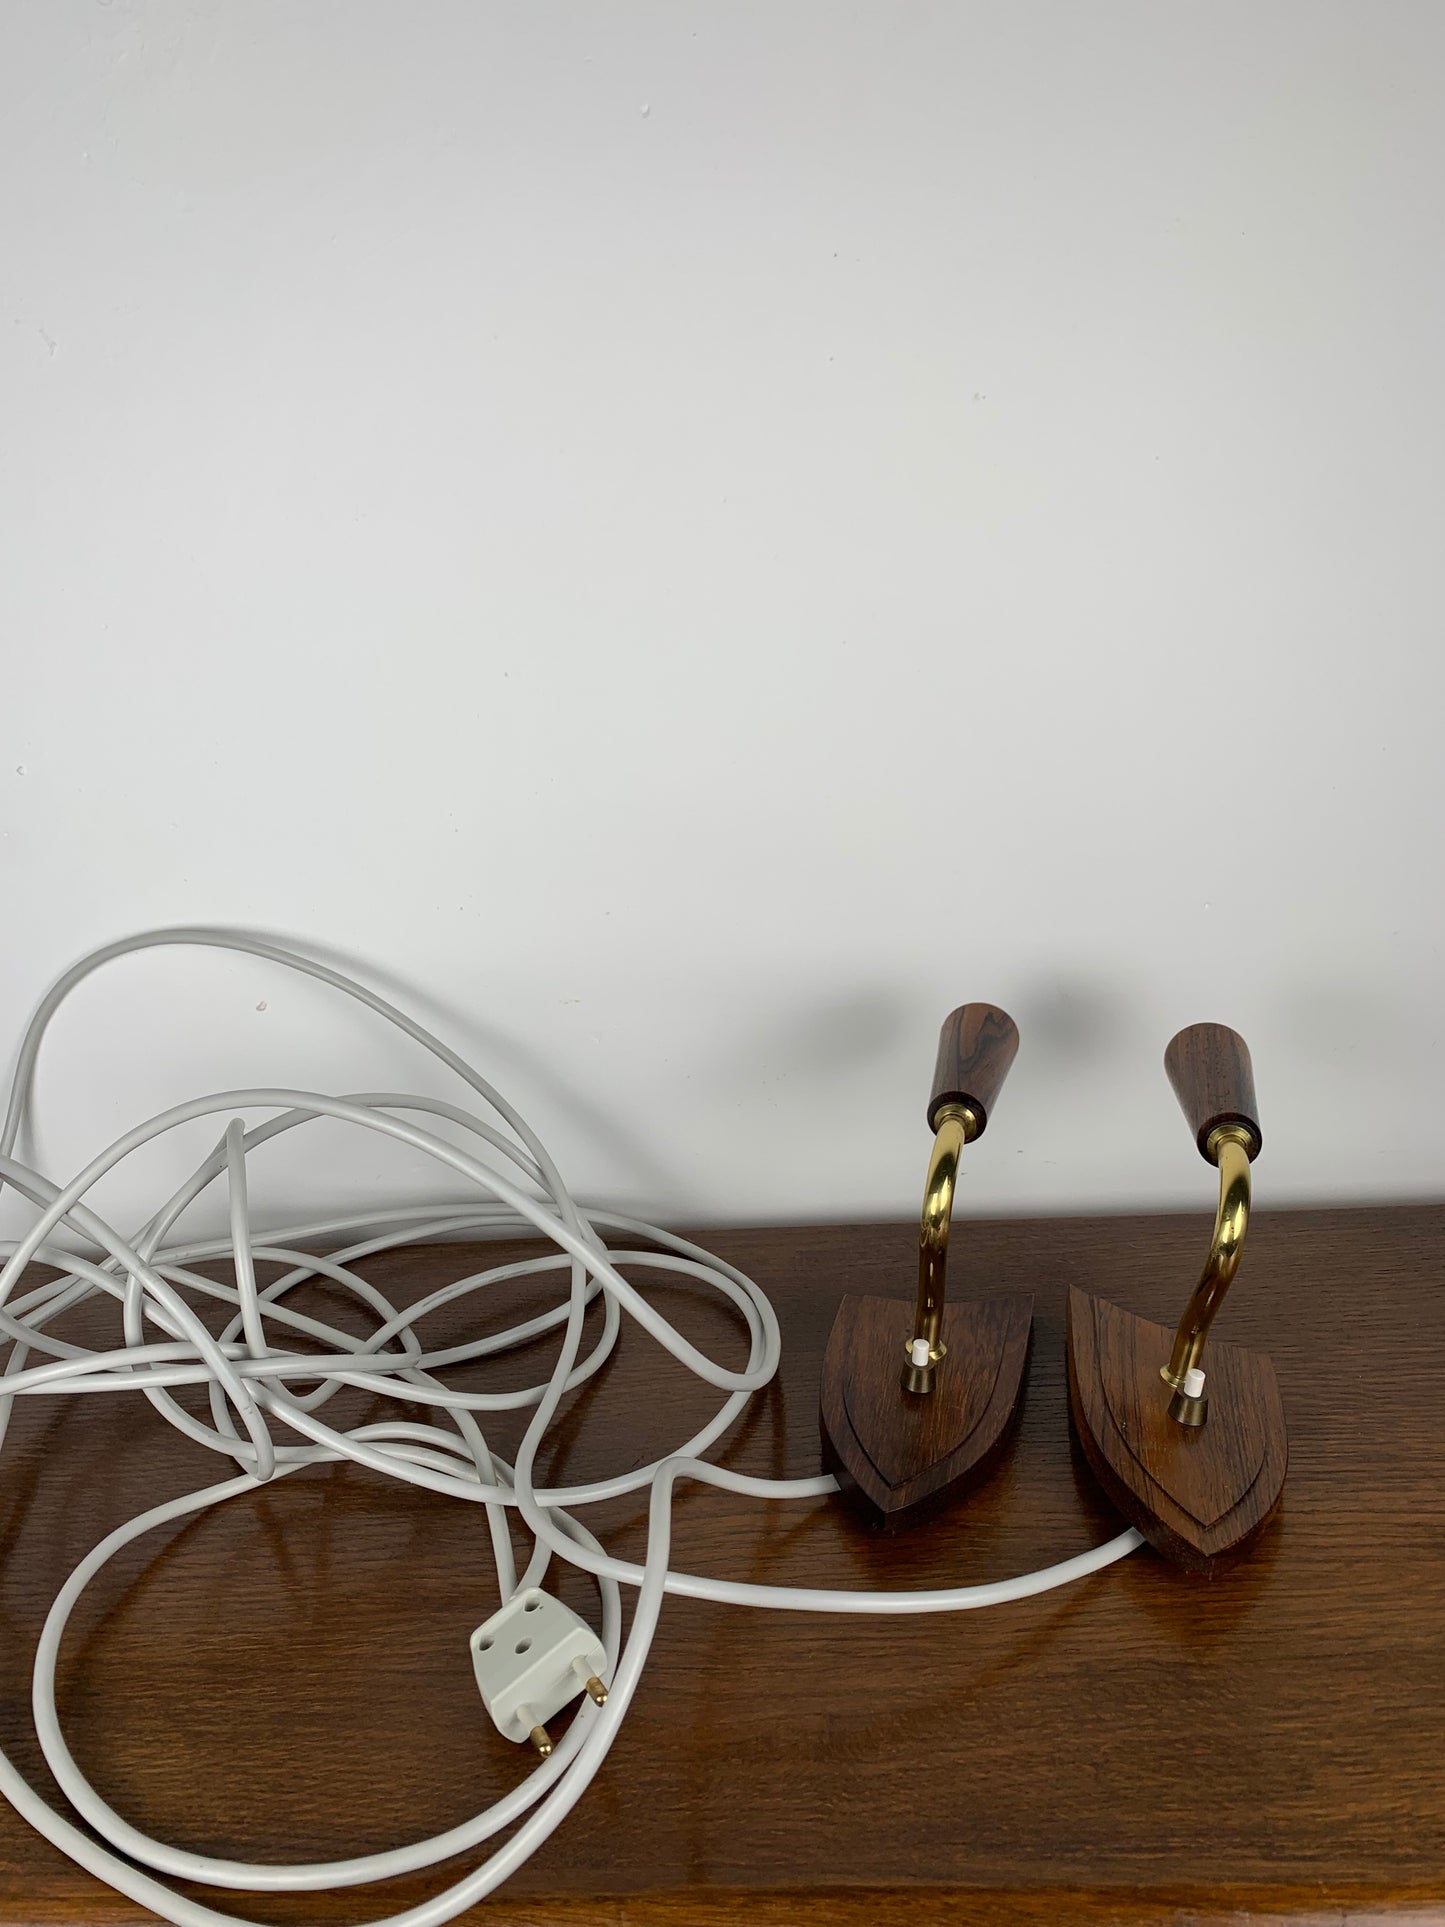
819,1293,1033,1529
1165,1022,1263,1161
927,1003,1020,1133
1066,1288,1288,1570
0,1205,1442,1923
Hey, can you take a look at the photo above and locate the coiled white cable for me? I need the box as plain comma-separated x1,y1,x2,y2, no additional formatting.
0,929,1142,1924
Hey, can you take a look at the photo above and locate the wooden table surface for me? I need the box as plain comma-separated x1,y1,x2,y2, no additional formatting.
1,1203,1442,1925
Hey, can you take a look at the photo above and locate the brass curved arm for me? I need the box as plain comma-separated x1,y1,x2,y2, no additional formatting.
1160,1123,1253,1423
903,1102,978,1393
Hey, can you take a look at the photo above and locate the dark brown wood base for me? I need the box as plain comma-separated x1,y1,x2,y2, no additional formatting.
819,1292,1033,1529
1066,1285,1287,1571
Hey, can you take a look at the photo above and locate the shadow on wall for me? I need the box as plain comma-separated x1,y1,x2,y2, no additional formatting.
707,972,1135,1115
716,986,914,1090
1009,976,1136,1063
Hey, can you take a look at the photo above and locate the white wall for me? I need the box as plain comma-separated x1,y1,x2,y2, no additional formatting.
3,2,1442,1238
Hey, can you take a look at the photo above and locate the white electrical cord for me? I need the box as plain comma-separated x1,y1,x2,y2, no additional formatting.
0,929,1142,1925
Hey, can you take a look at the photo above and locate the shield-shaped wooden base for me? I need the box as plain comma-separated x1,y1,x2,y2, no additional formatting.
1066,1286,1287,1573
819,1293,1033,1532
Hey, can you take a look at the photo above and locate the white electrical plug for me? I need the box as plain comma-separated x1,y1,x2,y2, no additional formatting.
470,1589,608,1756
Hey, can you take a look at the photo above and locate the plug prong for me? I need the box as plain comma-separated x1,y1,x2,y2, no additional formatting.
516,1705,553,1756
572,1656,608,1704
